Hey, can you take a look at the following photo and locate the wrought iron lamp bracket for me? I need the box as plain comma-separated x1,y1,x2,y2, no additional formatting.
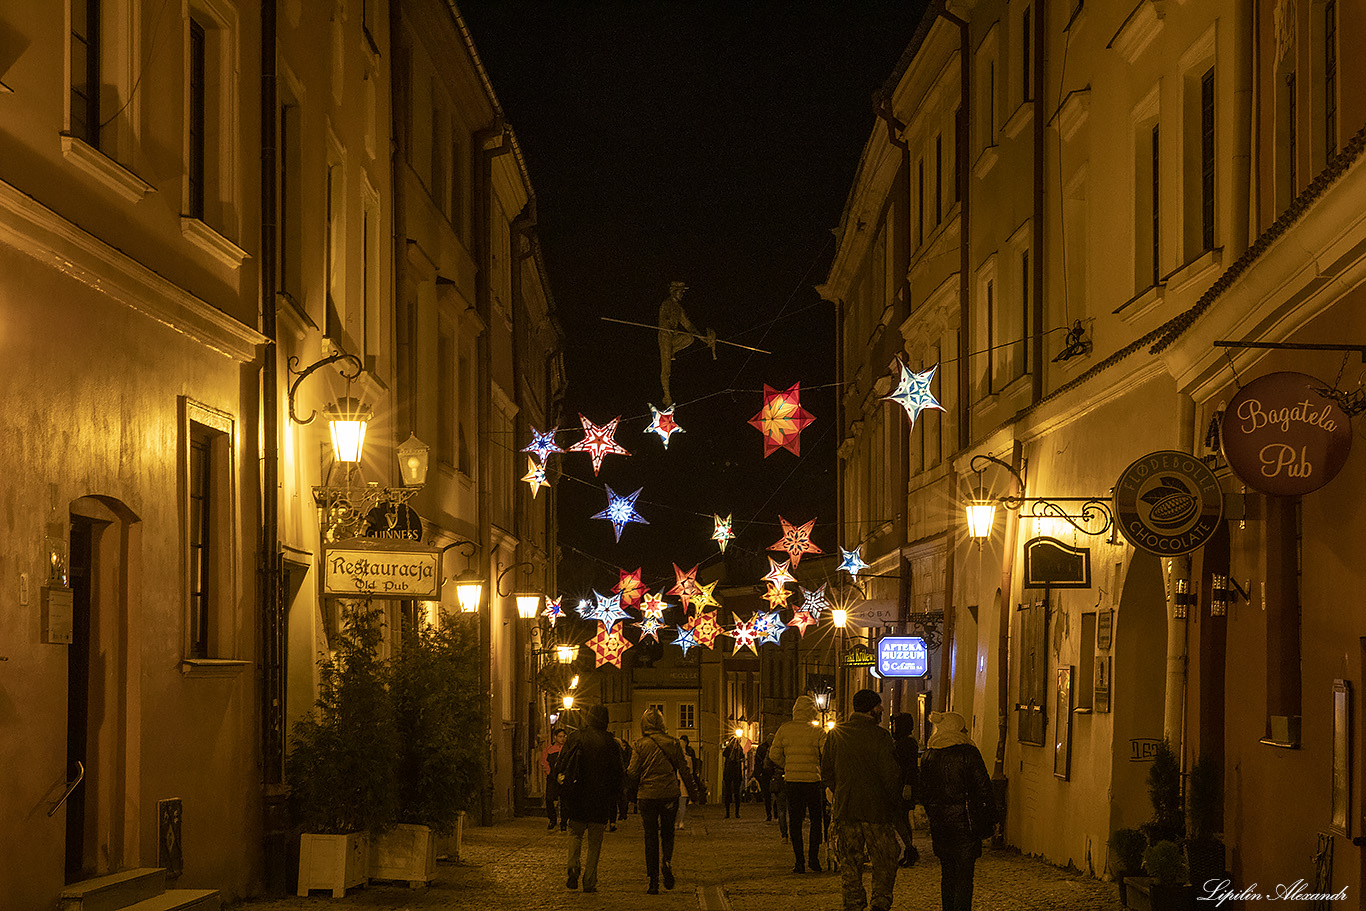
287,351,364,425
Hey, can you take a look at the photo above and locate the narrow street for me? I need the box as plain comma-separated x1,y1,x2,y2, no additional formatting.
233,808,1122,911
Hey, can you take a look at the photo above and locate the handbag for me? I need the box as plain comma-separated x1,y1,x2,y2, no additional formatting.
647,734,699,800
965,793,995,839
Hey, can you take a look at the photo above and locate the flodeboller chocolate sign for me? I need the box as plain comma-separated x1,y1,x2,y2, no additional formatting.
1220,371,1352,496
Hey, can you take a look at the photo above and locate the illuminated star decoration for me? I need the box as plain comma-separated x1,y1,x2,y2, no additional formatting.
542,597,565,626
691,580,720,611
711,514,735,553
884,361,945,427
673,625,701,657
523,427,564,462
787,609,818,637
588,623,632,668
522,456,549,497
575,598,594,619
798,583,830,619
640,592,669,620
567,414,630,475
684,610,725,649
762,557,794,589
670,564,703,612
753,610,787,646
762,583,793,609
838,545,870,580
635,616,666,642
645,404,684,448
748,382,815,457
729,616,759,655
614,568,645,607
593,485,649,542
770,517,822,565
581,590,632,631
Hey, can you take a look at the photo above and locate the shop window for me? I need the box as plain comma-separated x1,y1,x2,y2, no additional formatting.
182,398,235,660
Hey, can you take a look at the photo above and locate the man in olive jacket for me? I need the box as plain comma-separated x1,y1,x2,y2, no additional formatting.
821,689,902,911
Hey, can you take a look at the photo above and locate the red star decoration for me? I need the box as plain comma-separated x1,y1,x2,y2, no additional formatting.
567,413,630,475
684,610,725,649
614,568,645,606
770,517,823,565
588,623,633,668
670,563,703,611
748,382,815,457
787,609,818,637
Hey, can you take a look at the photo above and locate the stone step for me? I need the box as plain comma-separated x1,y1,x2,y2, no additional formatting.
121,890,219,911
60,869,166,911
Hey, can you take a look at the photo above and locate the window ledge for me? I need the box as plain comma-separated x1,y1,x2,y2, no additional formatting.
1113,282,1166,323
1258,738,1300,750
973,145,999,179
1003,102,1034,141
1163,247,1222,296
61,134,154,203
182,217,249,268
180,658,251,678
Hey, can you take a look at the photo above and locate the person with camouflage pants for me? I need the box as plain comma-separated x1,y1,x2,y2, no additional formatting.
821,689,903,911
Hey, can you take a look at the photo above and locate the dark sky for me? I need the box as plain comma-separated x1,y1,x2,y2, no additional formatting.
460,1,927,601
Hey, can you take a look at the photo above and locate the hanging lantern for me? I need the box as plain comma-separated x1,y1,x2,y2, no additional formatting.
965,489,998,539
325,396,372,464
396,433,430,486
516,593,541,620
455,570,483,614
556,644,578,664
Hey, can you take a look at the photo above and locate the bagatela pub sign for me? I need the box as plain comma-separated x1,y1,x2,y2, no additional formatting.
323,537,440,599
1113,450,1223,556
876,637,929,678
1220,371,1352,496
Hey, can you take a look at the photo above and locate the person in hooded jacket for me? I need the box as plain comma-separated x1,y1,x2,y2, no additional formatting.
769,694,828,873
889,712,920,866
559,703,625,893
627,707,695,894
918,710,995,911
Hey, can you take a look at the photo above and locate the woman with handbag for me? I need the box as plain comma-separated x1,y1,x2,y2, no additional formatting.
918,710,995,911
627,707,696,894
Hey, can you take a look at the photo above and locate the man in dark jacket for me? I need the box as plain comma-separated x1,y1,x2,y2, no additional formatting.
559,703,625,892
821,689,902,911
889,712,920,866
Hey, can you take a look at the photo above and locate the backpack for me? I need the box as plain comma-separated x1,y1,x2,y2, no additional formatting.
556,740,583,791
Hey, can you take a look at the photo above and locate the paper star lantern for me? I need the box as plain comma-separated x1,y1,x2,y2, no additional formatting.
684,610,724,649
711,513,735,553
588,623,633,668
787,609,818,637
542,597,565,626
729,616,759,655
640,592,668,620
748,382,815,457
522,456,549,497
581,590,631,631
838,545,870,579
691,579,720,611
673,625,701,656
762,583,793,609
645,404,684,448
635,616,666,642
523,427,564,462
592,485,649,542
753,610,787,646
798,583,830,618
763,557,794,589
670,563,703,611
884,361,945,427
770,517,822,565
567,413,630,475
614,568,645,607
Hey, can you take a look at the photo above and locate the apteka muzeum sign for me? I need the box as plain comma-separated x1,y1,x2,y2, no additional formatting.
323,538,441,599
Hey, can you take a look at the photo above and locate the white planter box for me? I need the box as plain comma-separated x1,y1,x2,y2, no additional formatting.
434,811,466,863
298,831,368,898
370,823,437,886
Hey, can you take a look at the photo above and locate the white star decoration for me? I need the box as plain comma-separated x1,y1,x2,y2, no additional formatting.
592,485,649,541
580,590,632,631
884,361,945,427
645,404,684,448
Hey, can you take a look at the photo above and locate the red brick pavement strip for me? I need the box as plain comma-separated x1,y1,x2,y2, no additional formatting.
230,808,1123,911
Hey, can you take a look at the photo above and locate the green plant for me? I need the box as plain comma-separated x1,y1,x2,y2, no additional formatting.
391,615,485,835
1186,752,1220,841
1142,839,1188,886
287,603,399,834
1142,739,1184,845
1108,827,1147,877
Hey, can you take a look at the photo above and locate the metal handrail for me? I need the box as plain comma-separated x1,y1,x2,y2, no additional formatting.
47,761,83,817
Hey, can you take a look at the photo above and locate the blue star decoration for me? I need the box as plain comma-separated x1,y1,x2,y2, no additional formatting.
592,485,649,542
635,616,666,642
884,361,945,427
523,426,563,462
838,545,870,580
673,625,701,656
644,404,684,448
581,589,632,631
542,596,565,626
753,610,787,646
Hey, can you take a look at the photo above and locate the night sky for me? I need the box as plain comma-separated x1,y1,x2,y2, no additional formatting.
460,1,928,602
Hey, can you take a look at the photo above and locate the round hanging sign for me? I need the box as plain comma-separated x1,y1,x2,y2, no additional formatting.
1113,451,1223,555
1220,371,1352,496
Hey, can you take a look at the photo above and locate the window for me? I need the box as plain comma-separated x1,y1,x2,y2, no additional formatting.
1149,126,1160,286
1020,250,1030,373
1277,68,1297,213
189,430,211,657
437,319,455,465
70,0,101,146
1016,597,1048,745
1325,0,1337,157
457,338,474,475
450,127,467,238
361,183,379,361
678,703,695,730
181,398,234,660
1200,69,1215,251
183,2,239,238
430,103,446,209
1132,100,1161,291
648,702,666,718
917,157,925,248
1021,5,1032,102
278,97,302,305
934,133,943,225
187,19,205,219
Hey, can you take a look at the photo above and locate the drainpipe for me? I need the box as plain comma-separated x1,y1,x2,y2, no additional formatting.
1031,0,1046,403
391,1,413,437
475,116,512,826
510,201,535,816
1163,396,1197,757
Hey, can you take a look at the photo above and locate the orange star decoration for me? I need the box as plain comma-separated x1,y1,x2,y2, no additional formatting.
684,610,725,650
521,457,549,497
567,413,630,475
787,609,818,637
670,563,703,611
763,557,794,589
748,382,815,457
614,568,645,607
762,583,793,609
640,592,669,620
588,623,633,668
770,517,822,565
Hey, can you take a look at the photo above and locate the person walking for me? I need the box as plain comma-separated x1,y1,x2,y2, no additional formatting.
541,726,568,831
769,694,827,873
558,704,625,893
919,710,996,911
611,734,633,831
822,689,902,911
721,735,746,818
755,733,776,821
627,707,696,894
889,713,920,866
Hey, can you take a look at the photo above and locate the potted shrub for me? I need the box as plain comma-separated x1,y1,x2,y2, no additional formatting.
1141,740,1184,846
1124,840,1194,911
1108,827,1147,906
1185,752,1225,890
288,603,399,897
372,616,484,884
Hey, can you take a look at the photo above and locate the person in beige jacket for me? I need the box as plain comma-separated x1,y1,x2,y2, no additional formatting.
769,694,828,873
627,707,695,894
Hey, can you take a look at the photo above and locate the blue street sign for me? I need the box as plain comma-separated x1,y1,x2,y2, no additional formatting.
876,636,929,678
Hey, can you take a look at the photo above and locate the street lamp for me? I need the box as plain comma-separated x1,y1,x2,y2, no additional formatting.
455,570,483,613
516,593,542,620
323,396,371,464
562,693,575,710
556,644,578,664
965,453,1115,541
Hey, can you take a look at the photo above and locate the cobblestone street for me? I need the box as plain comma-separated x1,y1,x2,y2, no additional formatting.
232,807,1123,911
